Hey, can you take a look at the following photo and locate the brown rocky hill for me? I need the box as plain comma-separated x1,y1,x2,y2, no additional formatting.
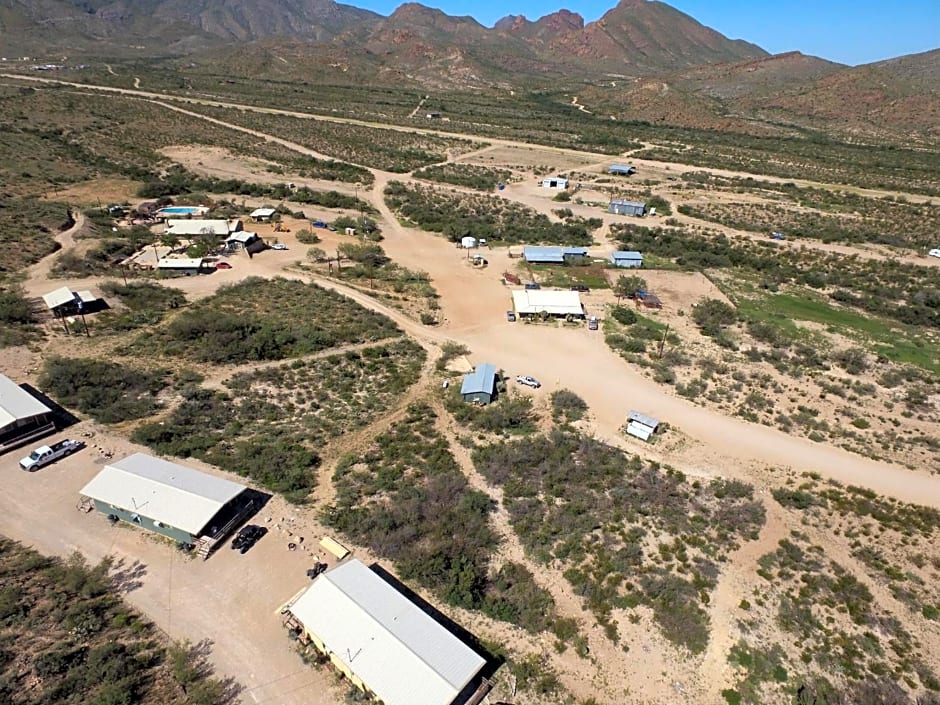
750,48,940,142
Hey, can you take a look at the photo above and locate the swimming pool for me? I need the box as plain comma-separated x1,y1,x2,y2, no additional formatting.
157,206,209,216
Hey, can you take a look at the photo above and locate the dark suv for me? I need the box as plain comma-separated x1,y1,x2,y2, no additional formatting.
231,524,267,554
570,284,589,292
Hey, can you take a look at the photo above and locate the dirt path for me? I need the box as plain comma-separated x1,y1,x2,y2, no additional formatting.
25,209,85,286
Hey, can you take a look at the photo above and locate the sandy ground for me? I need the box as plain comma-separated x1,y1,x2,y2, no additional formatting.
3,72,940,705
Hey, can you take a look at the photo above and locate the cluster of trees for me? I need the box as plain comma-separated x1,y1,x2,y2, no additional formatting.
40,357,165,423
326,403,558,632
384,181,595,245
613,224,940,329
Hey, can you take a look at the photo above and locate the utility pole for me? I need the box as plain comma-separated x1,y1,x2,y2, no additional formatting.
658,323,670,359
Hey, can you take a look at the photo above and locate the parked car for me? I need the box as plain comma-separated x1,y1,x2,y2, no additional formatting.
588,316,598,330
215,262,233,270
929,248,940,259
19,439,85,471
311,220,327,229
516,375,541,388
771,232,786,240
506,311,516,322
524,282,541,290
271,243,288,251
231,525,267,554
570,284,590,292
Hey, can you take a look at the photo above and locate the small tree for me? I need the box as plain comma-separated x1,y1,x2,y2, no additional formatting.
692,298,736,337
614,274,647,301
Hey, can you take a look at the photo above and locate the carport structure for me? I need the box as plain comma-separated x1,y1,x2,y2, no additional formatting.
511,289,584,318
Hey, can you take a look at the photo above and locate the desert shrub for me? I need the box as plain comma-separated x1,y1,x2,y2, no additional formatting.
693,298,737,337
611,306,638,325
295,229,321,244
550,389,588,423
413,163,511,191
40,357,164,423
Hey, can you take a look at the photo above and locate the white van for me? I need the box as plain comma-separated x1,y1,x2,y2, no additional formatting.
928,248,940,259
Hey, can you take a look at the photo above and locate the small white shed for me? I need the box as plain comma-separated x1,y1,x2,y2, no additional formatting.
460,236,477,249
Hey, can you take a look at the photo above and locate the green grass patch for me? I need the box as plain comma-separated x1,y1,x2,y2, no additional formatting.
737,291,940,374
528,263,611,289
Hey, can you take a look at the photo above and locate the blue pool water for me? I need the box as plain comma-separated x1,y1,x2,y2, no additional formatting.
159,206,205,215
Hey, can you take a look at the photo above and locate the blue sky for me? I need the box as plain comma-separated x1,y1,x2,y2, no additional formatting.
349,0,940,66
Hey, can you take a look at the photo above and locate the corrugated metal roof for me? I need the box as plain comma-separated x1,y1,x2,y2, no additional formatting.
0,374,51,430
609,164,636,172
523,246,588,263
512,289,583,316
460,363,497,396
250,208,277,217
226,232,259,244
626,421,654,441
42,286,77,310
611,250,643,260
610,200,646,208
290,560,484,705
165,219,233,236
157,258,204,269
627,411,660,429
79,453,246,535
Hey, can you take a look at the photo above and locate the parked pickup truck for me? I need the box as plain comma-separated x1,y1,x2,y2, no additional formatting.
19,439,85,471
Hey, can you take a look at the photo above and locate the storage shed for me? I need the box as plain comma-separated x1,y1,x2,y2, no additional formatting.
288,559,485,705
157,257,206,274
540,177,568,190
608,164,637,176
0,374,54,453
512,289,584,318
460,363,498,405
522,246,588,264
250,207,277,222
80,453,249,545
611,251,644,268
460,236,477,249
608,200,646,217
625,411,660,442
225,232,260,250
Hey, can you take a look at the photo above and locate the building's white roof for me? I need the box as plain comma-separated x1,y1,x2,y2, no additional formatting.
165,219,233,236
626,421,654,441
512,289,583,316
0,374,51,430
79,453,246,535
41,287,97,310
250,207,277,218
226,232,258,244
290,560,484,705
157,258,204,269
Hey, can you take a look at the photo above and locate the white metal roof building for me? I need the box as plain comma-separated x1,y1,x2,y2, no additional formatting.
41,287,98,314
540,177,568,190
289,559,485,705
611,250,644,268
249,207,277,221
522,246,589,264
511,289,584,317
80,453,247,541
0,374,53,445
157,257,205,271
165,219,240,237
625,411,661,442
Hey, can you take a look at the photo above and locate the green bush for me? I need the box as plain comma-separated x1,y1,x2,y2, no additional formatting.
611,306,638,325
550,389,588,423
40,357,164,423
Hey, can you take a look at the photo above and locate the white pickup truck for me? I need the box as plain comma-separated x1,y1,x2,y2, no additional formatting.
19,439,85,471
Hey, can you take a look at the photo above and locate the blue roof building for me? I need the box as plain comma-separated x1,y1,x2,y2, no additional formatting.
523,246,589,264
460,363,499,405
611,250,644,268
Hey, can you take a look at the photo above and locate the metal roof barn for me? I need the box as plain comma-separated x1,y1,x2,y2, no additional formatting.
289,559,485,705
512,289,584,317
80,453,247,537
250,207,277,221
611,251,644,268
608,200,646,217
0,374,52,432
522,246,588,264
460,363,498,404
